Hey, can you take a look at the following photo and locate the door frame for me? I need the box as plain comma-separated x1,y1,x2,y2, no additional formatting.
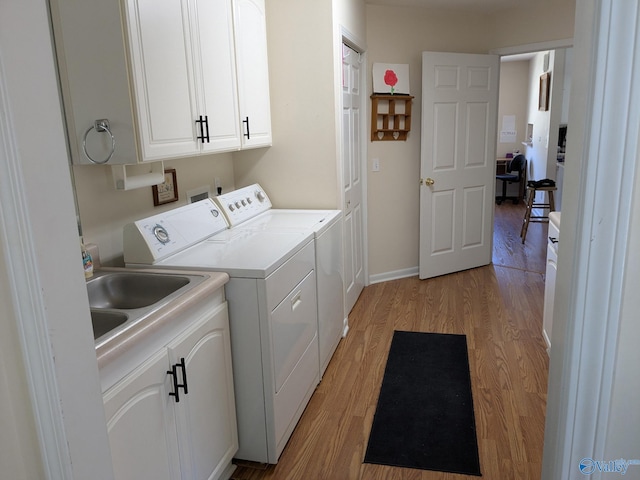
1,0,115,477
337,25,368,321
494,8,640,476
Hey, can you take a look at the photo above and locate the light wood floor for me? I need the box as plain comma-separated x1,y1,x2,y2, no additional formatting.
232,202,549,480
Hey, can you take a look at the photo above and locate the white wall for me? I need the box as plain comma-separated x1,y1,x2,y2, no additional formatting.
561,48,573,124
524,51,552,184
232,0,340,209
496,59,530,198
498,59,530,157
489,0,576,50
333,0,366,44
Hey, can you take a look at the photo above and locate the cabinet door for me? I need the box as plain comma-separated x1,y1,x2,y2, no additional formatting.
192,0,242,153
125,0,200,160
168,303,238,480
233,0,273,149
103,350,181,480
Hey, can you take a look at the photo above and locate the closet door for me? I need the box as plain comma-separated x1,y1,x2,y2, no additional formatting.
342,43,364,314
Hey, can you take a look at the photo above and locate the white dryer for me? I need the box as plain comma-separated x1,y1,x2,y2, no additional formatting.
123,199,319,464
214,184,344,376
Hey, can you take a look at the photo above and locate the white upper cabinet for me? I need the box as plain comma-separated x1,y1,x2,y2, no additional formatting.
233,0,273,149
51,0,271,165
126,0,241,160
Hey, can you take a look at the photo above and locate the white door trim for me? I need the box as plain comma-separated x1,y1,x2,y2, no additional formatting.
0,52,73,480
490,37,574,56
542,1,640,477
1,1,115,478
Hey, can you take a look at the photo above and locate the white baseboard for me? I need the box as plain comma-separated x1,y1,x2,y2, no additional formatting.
342,318,350,338
368,266,419,285
543,328,551,355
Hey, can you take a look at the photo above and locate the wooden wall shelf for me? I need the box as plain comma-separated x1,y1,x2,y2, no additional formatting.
370,94,414,141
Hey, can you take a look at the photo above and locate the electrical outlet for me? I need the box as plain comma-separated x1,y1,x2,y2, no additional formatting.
372,158,380,172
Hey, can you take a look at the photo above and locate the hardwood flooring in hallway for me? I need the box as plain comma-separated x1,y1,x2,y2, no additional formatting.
231,202,550,480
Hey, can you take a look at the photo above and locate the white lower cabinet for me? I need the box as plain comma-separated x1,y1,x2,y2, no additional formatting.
543,241,558,352
103,303,238,480
543,214,560,353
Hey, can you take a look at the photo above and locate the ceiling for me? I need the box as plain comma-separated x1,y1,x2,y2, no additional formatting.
365,0,534,12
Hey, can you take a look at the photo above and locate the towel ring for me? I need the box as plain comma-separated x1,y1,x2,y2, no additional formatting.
82,119,116,164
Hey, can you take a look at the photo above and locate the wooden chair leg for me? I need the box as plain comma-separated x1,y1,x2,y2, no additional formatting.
548,190,555,212
521,189,534,243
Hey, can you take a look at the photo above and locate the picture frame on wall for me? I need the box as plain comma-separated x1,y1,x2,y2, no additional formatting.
372,63,410,95
152,168,179,206
539,72,551,111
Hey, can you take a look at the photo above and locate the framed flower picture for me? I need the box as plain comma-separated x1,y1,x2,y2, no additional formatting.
373,63,410,95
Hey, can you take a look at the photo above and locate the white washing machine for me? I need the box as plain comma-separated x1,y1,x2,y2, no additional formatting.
123,199,319,464
213,184,344,376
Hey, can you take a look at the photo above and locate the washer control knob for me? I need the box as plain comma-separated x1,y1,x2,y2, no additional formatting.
228,204,235,212
246,197,252,204
241,199,247,206
256,190,266,202
152,224,170,244
235,201,241,209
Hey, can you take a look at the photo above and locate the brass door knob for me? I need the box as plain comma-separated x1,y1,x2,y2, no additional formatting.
421,177,435,186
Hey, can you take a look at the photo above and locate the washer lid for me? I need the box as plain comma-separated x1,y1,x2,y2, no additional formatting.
154,229,313,278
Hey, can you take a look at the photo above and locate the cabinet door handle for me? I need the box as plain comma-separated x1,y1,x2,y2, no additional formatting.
549,236,558,244
167,357,188,402
195,115,210,143
177,357,188,395
242,116,251,139
167,364,181,403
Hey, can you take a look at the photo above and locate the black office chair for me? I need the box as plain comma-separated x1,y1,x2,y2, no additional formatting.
496,154,526,205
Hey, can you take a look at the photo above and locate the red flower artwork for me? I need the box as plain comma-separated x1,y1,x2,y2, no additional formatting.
384,69,398,94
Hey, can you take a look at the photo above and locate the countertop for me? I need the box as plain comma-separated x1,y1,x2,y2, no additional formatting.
94,267,229,369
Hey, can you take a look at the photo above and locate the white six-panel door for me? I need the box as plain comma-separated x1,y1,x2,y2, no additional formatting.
342,43,365,314
419,52,499,279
